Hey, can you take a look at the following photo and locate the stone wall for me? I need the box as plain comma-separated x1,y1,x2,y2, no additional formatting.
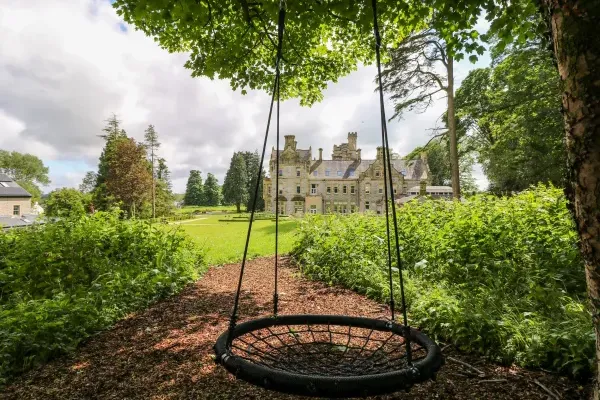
0,197,31,216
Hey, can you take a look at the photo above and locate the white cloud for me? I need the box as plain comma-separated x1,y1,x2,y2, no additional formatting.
0,0,489,192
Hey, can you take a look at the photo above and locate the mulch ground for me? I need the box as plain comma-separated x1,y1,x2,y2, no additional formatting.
1,257,591,400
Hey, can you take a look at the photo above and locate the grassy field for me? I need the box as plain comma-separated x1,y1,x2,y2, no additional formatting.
171,214,299,265
173,205,238,214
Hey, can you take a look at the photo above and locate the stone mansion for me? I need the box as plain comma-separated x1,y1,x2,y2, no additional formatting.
262,132,433,215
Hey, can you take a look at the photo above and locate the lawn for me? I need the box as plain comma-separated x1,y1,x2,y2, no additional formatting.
173,205,238,214
171,214,299,264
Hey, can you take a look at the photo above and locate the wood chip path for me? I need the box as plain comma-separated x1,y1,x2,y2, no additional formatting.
1,257,590,399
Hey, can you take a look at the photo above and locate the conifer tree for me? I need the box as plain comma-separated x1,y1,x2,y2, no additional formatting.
222,152,248,213
143,125,160,218
203,173,220,206
106,137,152,218
156,158,171,191
94,114,127,210
183,170,203,206
240,151,265,211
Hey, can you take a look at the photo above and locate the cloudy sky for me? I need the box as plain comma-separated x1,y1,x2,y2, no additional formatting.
0,0,490,193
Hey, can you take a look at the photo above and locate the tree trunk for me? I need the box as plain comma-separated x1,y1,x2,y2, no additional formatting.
446,55,461,199
543,0,600,397
151,149,156,219
236,202,241,213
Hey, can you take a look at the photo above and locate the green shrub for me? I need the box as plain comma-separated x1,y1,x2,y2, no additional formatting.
0,210,204,384
291,185,592,378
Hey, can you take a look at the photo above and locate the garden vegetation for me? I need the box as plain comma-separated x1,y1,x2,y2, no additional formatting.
0,210,204,385
291,185,592,378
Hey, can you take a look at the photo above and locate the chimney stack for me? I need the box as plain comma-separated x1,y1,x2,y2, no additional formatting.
419,180,427,196
376,146,384,160
284,135,296,150
318,148,323,160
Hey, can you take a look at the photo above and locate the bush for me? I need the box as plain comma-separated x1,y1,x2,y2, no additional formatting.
291,185,593,378
44,188,89,218
0,210,204,384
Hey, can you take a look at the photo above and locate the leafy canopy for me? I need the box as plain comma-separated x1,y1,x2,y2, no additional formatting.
0,150,50,185
111,0,543,105
79,171,98,194
455,42,564,193
44,188,88,218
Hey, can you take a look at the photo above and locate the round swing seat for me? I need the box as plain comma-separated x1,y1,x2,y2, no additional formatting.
214,314,443,398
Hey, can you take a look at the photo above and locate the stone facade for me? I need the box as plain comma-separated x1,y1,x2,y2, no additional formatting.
263,133,431,215
0,197,31,216
0,173,32,217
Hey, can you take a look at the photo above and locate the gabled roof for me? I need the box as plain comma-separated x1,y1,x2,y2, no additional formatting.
308,158,428,181
0,174,32,198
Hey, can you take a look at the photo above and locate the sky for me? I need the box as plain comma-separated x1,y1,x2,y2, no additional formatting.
0,0,490,194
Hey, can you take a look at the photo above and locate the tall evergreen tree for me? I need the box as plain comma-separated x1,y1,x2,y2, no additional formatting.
183,170,203,206
240,151,265,211
203,173,220,206
106,137,153,218
143,125,161,218
381,29,461,199
156,157,171,191
94,114,127,210
223,152,248,213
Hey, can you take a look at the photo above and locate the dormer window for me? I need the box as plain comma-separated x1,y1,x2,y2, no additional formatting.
375,170,381,177
337,171,343,176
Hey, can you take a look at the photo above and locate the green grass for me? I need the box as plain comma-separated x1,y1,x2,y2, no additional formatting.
173,205,238,214
171,214,299,264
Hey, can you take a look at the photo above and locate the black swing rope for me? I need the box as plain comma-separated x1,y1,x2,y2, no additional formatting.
371,0,412,363
216,1,444,396
227,0,286,341
227,0,412,363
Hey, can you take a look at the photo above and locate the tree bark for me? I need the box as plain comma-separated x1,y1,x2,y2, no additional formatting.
236,202,241,213
542,0,600,397
446,55,461,199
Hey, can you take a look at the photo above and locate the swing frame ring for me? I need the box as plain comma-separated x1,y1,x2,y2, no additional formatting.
214,314,443,398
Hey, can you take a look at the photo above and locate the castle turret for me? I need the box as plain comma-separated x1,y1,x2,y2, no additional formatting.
348,132,357,150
